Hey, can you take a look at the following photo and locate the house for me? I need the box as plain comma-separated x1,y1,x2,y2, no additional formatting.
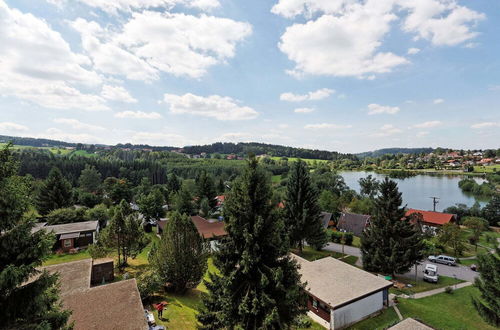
405,209,456,233
293,255,392,329
320,212,333,229
337,212,371,237
33,221,99,252
41,259,147,330
215,195,225,207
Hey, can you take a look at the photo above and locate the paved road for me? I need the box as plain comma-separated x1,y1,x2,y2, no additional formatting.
324,243,479,282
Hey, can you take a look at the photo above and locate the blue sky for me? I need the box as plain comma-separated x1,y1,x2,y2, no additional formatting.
0,0,499,153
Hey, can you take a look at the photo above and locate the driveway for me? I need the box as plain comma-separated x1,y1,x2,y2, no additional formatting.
323,242,479,282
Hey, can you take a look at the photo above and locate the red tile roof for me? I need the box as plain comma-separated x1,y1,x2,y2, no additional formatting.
191,216,227,239
405,209,455,226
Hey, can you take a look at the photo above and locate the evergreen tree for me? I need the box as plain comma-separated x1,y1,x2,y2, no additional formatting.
100,200,147,267
198,157,306,329
284,160,327,252
78,164,102,193
472,247,500,326
36,167,72,215
149,211,207,293
358,174,380,198
137,189,165,222
361,177,424,276
166,173,181,196
171,187,193,215
103,177,133,204
196,170,217,208
0,144,71,328
482,194,500,226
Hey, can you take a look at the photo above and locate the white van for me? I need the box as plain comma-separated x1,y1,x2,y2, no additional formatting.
428,255,456,266
423,264,438,283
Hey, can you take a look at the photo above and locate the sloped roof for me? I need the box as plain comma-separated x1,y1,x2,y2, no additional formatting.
34,221,98,235
191,216,227,239
388,318,434,330
292,255,392,309
42,259,147,330
405,209,455,226
320,212,333,229
337,212,370,237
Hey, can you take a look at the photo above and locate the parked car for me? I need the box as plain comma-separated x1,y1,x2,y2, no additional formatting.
428,255,456,266
423,264,439,283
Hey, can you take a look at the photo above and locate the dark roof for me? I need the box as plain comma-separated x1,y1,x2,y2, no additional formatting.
42,259,147,330
337,212,371,237
33,221,98,235
405,209,455,226
320,212,333,229
191,216,227,239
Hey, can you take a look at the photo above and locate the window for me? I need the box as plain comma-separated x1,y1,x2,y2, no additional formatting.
312,299,318,309
63,239,72,247
86,233,92,237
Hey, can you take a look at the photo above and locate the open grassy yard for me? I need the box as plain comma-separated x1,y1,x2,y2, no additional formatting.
473,164,500,173
291,246,359,265
397,286,497,330
346,307,399,330
389,275,464,296
43,249,91,266
269,156,331,165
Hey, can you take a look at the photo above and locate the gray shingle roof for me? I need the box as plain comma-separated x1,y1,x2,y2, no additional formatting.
337,212,370,237
35,221,98,235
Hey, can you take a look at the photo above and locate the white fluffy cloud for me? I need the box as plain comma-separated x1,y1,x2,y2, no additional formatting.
114,111,162,119
412,120,442,128
273,0,484,78
101,85,137,103
407,47,421,55
433,98,445,104
372,124,402,137
471,122,500,129
163,93,258,120
53,118,105,131
0,122,29,132
71,12,251,80
54,0,220,14
367,103,400,115
40,128,99,143
0,1,108,111
280,88,334,101
304,123,352,129
294,107,315,113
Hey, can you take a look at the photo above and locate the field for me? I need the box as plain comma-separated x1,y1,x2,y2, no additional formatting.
474,164,500,173
389,275,464,295
269,156,331,165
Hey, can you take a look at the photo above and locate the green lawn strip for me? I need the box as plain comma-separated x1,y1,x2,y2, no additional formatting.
271,174,282,184
43,249,91,266
458,258,478,267
291,246,359,266
397,286,497,330
346,307,400,330
389,275,464,295
351,236,361,248
269,156,331,165
473,165,500,173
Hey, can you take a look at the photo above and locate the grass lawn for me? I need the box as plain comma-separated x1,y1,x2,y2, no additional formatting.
291,246,359,266
346,307,399,330
269,156,331,165
473,165,500,173
397,286,497,330
389,275,464,296
458,258,478,266
271,174,282,184
43,249,91,266
352,236,361,248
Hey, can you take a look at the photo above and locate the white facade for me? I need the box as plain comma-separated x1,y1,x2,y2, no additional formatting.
332,291,384,329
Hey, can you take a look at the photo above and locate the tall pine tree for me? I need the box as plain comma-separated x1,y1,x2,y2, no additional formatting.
284,159,327,252
472,246,500,326
0,144,71,328
36,167,72,215
197,157,306,329
361,177,424,276
149,211,207,293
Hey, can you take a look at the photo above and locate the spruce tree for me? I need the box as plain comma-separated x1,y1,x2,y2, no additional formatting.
198,157,306,329
78,164,102,193
361,177,424,276
36,167,73,215
284,159,327,252
0,144,71,328
196,170,217,208
149,211,207,293
472,247,500,326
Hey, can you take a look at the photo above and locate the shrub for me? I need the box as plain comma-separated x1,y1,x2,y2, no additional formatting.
331,231,343,243
343,232,354,246
445,286,453,294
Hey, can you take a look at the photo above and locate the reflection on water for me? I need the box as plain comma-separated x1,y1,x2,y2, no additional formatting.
339,171,488,212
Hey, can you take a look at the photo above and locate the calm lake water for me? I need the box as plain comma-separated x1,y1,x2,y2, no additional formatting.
339,171,487,212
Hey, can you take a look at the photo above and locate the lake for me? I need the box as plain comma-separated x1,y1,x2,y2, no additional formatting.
339,171,488,212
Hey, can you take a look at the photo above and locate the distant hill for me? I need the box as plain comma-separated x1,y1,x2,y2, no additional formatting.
357,147,435,158
182,142,356,160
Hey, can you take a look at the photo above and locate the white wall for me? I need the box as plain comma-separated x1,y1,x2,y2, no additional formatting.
333,290,384,329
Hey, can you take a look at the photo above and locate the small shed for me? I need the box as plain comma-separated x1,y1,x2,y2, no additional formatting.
33,221,99,252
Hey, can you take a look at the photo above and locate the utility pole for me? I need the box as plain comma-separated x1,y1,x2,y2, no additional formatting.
429,196,440,212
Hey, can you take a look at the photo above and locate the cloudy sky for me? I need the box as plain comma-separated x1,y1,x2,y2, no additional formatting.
0,0,499,153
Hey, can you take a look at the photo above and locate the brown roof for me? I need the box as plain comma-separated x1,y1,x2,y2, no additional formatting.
191,216,227,239
405,209,455,226
42,259,147,330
